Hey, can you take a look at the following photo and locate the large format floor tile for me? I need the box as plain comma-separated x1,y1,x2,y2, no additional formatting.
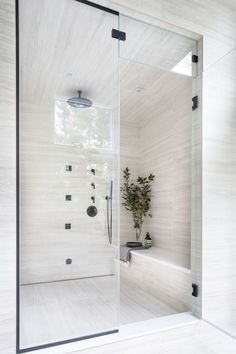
20,275,176,349
73,321,236,354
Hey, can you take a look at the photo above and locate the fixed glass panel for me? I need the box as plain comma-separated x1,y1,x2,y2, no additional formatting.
19,0,119,350
119,14,198,76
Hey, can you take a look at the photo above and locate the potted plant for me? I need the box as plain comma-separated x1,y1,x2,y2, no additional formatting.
121,167,155,241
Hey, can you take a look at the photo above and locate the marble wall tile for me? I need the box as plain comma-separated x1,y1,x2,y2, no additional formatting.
120,66,192,269
202,48,236,337
0,1,16,353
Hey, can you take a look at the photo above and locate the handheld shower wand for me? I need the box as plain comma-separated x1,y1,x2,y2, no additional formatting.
105,181,113,244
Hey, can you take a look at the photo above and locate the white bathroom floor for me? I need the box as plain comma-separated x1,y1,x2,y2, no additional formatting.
20,275,176,349
71,320,236,354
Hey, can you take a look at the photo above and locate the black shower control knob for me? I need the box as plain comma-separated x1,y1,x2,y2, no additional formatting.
87,205,98,217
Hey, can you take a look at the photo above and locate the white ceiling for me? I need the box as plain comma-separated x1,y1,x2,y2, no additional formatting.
120,59,192,126
20,0,195,121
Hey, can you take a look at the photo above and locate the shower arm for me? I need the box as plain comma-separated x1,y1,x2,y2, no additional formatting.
106,181,113,244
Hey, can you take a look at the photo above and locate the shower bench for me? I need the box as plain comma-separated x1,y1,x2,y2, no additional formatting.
120,246,191,313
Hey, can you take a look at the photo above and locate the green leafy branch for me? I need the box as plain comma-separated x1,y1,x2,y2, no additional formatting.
121,167,155,240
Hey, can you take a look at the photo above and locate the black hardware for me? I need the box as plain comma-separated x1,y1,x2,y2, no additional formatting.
192,283,199,297
65,195,72,201
87,205,98,217
91,168,95,175
66,258,72,265
192,54,198,63
112,29,126,41
91,182,95,189
19,330,118,353
65,223,71,229
91,196,95,203
16,0,20,351
192,96,198,111
75,0,119,16
66,165,72,171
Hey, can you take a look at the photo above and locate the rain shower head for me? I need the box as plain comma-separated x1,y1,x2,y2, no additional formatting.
67,90,92,108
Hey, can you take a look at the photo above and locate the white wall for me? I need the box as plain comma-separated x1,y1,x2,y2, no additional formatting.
20,103,115,284
139,73,192,265
202,48,236,336
0,1,16,353
120,68,192,269
18,0,120,284
120,119,140,243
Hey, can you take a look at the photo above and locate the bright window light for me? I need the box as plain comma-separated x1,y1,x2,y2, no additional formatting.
171,52,192,76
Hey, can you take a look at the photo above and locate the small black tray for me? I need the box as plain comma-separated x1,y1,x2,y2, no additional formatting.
126,242,143,248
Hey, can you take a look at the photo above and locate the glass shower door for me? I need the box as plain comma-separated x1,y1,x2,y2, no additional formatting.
18,0,119,351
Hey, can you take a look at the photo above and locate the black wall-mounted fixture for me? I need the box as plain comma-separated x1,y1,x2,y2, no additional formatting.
66,258,72,265
91,196,95,203
192,283,199,297
66,165,72,172
91,168,95,175
91,182,95,189
192,96,198,111
87,205,98,217
192,54,198,63
111,29,126,41
65,195,72,201
65,223,71,229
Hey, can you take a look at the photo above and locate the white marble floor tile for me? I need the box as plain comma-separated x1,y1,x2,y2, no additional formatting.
20,275,176,349
71,321,236,354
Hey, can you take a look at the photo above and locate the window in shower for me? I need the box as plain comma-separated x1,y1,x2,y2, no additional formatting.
18,0,119,351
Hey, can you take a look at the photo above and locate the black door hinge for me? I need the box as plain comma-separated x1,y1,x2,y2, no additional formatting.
192,283,199,297
192,55,198,63
112,29,126,41
192,96,198,111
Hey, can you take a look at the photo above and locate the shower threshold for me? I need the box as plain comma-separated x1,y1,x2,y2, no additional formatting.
29,313,199,354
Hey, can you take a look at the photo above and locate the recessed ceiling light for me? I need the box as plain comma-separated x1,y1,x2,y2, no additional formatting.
136,87,145,93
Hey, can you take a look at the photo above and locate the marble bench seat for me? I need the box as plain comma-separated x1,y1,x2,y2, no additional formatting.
120,246,192,313
130,247,191,274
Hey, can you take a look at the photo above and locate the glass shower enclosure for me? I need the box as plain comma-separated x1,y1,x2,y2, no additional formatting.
18,0,201,352
18,0,119,351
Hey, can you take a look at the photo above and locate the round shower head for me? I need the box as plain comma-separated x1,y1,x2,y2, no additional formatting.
67,90,92,108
